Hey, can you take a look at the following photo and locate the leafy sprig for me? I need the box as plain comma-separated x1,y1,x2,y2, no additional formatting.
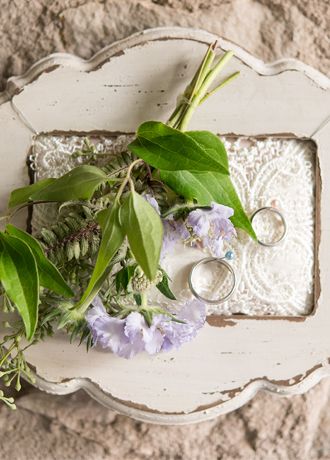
0,42,257,406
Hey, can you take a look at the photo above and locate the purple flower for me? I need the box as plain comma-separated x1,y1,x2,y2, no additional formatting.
86,297,206,359
187,202,236,257
161,219,189,261
85,299,144,359
143,193,160,214
124,311,164,355
159,299,206,352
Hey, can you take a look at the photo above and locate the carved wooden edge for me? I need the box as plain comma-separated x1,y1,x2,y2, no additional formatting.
1,27,329,104
32,363,329,424
1,27,329,423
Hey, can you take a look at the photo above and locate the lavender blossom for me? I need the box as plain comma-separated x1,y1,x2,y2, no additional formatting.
187,202,236,257
124,311,164,355
86,296,206,359
85,298,144,359
158,299,206,352
142,193,160,214
161,219,189,261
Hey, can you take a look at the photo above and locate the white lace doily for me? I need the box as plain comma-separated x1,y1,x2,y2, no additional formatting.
31,134,316,316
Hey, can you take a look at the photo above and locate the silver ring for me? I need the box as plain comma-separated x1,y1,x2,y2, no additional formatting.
188,257,236,304
250,206,287,247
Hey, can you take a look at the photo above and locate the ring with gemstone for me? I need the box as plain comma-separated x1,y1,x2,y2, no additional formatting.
250,206,287,247
188,256,236,304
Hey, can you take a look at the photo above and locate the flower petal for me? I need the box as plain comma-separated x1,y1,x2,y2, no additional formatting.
143,193,160,214
144,328,164,354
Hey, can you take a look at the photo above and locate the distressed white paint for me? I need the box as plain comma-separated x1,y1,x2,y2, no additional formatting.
0,28,330,424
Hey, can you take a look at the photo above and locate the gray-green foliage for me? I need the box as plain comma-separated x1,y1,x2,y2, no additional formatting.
38,210,101,266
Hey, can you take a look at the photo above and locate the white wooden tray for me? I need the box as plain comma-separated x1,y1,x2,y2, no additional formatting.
0,27,329,424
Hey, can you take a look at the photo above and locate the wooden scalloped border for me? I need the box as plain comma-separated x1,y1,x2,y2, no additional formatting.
4,27,330,424
33,363,329,425
3,26,329,101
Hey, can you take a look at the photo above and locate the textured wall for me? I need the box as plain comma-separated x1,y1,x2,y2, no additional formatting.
0,1,329,459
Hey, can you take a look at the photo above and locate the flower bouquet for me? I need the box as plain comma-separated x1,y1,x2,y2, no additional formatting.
0,43,256,408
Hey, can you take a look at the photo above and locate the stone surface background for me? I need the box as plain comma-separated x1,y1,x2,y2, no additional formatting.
0,1,329,459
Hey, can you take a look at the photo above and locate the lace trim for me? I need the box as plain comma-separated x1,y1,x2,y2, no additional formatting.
31,134,316,316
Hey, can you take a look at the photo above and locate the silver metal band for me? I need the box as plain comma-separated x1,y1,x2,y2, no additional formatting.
188,257,236,304
250,206,287,247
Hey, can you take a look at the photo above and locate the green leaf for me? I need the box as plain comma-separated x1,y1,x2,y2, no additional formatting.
5,225,74,298
115,265,136,292
134,293,142,306
160,170,256,240
128,121,229,174
156,272,176,300
8,178,56,208
120,191,163,280
30,165,108,202
0,234,39,340
76,204,125,310
186,130,228,171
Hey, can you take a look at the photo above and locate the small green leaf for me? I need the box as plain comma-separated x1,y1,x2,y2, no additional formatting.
115,265,136,292
128,121,229,174
8,178,56,208
141,309,153,327
0,234,39,340
120,191,163,281
76,204,125,310
134,293,142,306
156,272,176,300
30,165,108,202
5,225,74,298
160,170,256,240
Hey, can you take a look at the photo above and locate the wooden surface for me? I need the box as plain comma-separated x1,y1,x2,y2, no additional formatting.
0,27,330,424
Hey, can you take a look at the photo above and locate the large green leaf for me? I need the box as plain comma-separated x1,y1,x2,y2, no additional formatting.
8,178,56,208
120,191,163,280
5,225,74,298
76,203,125,310
186,131,229,171
160,170,256,240
30,165,108,202
128,121,229,174
0,234,39,340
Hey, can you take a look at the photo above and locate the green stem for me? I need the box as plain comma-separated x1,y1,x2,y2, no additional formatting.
178,50,234,131
167,42,216,127
140,292,148,308
114,159,144,203
167,42,215,128
0,200,57,227
106,165,130,178
161,202,209,218
0,342,16,368
178,46,216,127
167,46,237,133
191,42,216,98
167,103,183,128
198,71,240,106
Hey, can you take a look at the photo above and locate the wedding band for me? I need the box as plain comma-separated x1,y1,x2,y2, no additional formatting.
188,257,236,304
250,206,287,247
